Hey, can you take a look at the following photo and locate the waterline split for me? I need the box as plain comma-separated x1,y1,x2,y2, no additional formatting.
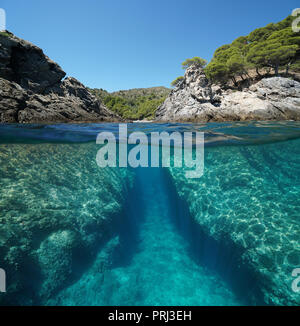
96,124,204,179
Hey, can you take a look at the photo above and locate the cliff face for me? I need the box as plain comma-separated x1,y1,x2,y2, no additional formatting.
156,65,300,122
0,32,118,123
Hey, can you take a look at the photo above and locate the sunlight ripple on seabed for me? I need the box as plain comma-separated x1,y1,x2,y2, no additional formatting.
0,122,299,306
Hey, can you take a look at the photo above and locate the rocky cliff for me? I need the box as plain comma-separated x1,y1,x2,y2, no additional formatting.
0,31,118,123
156,65,300,122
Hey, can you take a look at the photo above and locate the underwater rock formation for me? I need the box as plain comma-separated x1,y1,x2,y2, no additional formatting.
0,143,133,304
168,138,300,306
156,65,300,122
0,32,118,122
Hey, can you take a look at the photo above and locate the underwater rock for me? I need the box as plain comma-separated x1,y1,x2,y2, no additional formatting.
46,236,121,305
167,138,300,306
0,142,133,305
36,230,80,299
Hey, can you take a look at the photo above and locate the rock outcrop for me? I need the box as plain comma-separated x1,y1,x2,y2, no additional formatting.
0,31,118,123
156,65,300,122
168,138,300,306
0,142,134,305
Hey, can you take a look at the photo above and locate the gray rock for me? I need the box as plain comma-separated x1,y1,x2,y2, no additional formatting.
36,230,80,299
156,66,300,122
0,32,119,123
0,32,65,92
0,78,28,122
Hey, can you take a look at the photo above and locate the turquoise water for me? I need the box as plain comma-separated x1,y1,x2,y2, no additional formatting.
0,121,299,306
48,169,242,306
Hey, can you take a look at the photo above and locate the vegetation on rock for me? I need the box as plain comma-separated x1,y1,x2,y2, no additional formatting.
90,87,170,120
205,15,300,84
171,76,184,87
0,31,12,38
172,15,300,86
182,57,207,69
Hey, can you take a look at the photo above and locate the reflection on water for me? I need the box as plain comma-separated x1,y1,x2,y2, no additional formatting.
1,121,300,145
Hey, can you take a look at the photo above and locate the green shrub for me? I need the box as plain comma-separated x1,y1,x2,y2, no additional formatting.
182,57,207,69
171,76,184,87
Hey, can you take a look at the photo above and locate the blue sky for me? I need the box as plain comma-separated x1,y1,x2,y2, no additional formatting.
1,0,299,91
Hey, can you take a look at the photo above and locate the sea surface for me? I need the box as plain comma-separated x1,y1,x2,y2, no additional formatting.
0,121,299,306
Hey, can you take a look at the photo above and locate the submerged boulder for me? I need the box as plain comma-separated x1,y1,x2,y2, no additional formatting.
0,142,133,304
36,230,80,299
167,138,300,306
